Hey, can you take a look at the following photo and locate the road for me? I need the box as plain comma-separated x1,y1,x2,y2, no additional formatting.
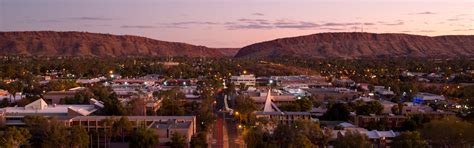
209,112,244,148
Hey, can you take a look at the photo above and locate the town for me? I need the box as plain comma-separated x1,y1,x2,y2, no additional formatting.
0,57,473,147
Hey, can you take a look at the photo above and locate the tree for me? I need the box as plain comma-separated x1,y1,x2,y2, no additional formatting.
0,127,31,148
158,98,185,116
391,103,404,115
295,98,313,112
112,116,133,142
391,131,428,148
24,116,71,148
130,128,159,148
333,131,371,148
69,126,90,148
401,114,429,131
41,118,70,148
322,103,350,121
170,132,187,148
24,115,48,146
91,85,128,115
0,98,9,107
234,95,257,123
190,132,208,148
157,88,185,116
243,126,271,148
6,81,23,103
356,101,383,115
420,116,474,147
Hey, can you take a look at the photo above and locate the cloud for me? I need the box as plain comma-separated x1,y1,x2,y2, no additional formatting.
410,11,436,15
419,30,435,33
162,18,396,31
382,21,404,26
171,21,220,25
227,23,273,30
69,17,115,21
453,29,474,32
20,19,61,23
252,13,265,16
225,18,381,30
274,21,320,29
160,21,220,29
320,27,346,31
121,25,157,29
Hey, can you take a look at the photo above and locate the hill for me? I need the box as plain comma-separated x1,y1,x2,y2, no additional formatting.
235,32,474,58
0,31,237,57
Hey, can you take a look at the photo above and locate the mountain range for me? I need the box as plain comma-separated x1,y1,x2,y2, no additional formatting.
235,32,474,58
0,31,238,57
1,31,473,58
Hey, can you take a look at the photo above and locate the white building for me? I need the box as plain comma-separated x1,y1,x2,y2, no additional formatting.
0,99,101,125
230,74,256,86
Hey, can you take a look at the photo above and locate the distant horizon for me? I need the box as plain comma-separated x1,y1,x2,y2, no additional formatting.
1,0,472,47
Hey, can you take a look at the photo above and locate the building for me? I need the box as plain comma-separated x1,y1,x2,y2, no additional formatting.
350,114,406,129
66,116,196,146
0,98,100,125
249,90,296,106
255,89,312,125
333,129,399,147
43,87,86,104
413,92,446,104
230,74,256,86
306,87,359,100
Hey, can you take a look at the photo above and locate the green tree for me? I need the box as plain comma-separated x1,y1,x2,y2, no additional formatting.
112,116,133,142
333,131,371,148
170,132,187,148
234,95,258,123
420,117,474,147
41,118,70,148
356,101,383,115
243,126,270,148
391,131,428,148
69,126,90,148
322,103,350,121
130,128,159,148
6,81,23,103
0,127,31,148
295,98,313,112
190,132,208,148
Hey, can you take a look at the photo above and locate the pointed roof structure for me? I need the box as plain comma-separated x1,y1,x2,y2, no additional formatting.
263,89,275,112
25,99,48,110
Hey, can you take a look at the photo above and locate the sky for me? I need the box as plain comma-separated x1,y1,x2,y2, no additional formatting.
0,0,473,47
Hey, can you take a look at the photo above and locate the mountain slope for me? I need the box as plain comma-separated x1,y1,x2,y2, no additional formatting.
0,31,236,57
235,32,474,58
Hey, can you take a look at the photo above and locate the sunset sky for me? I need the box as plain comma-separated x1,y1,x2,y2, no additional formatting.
1,0,472,47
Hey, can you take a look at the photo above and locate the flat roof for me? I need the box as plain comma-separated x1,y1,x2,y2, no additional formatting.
2,105,96,115
69,116,196,121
